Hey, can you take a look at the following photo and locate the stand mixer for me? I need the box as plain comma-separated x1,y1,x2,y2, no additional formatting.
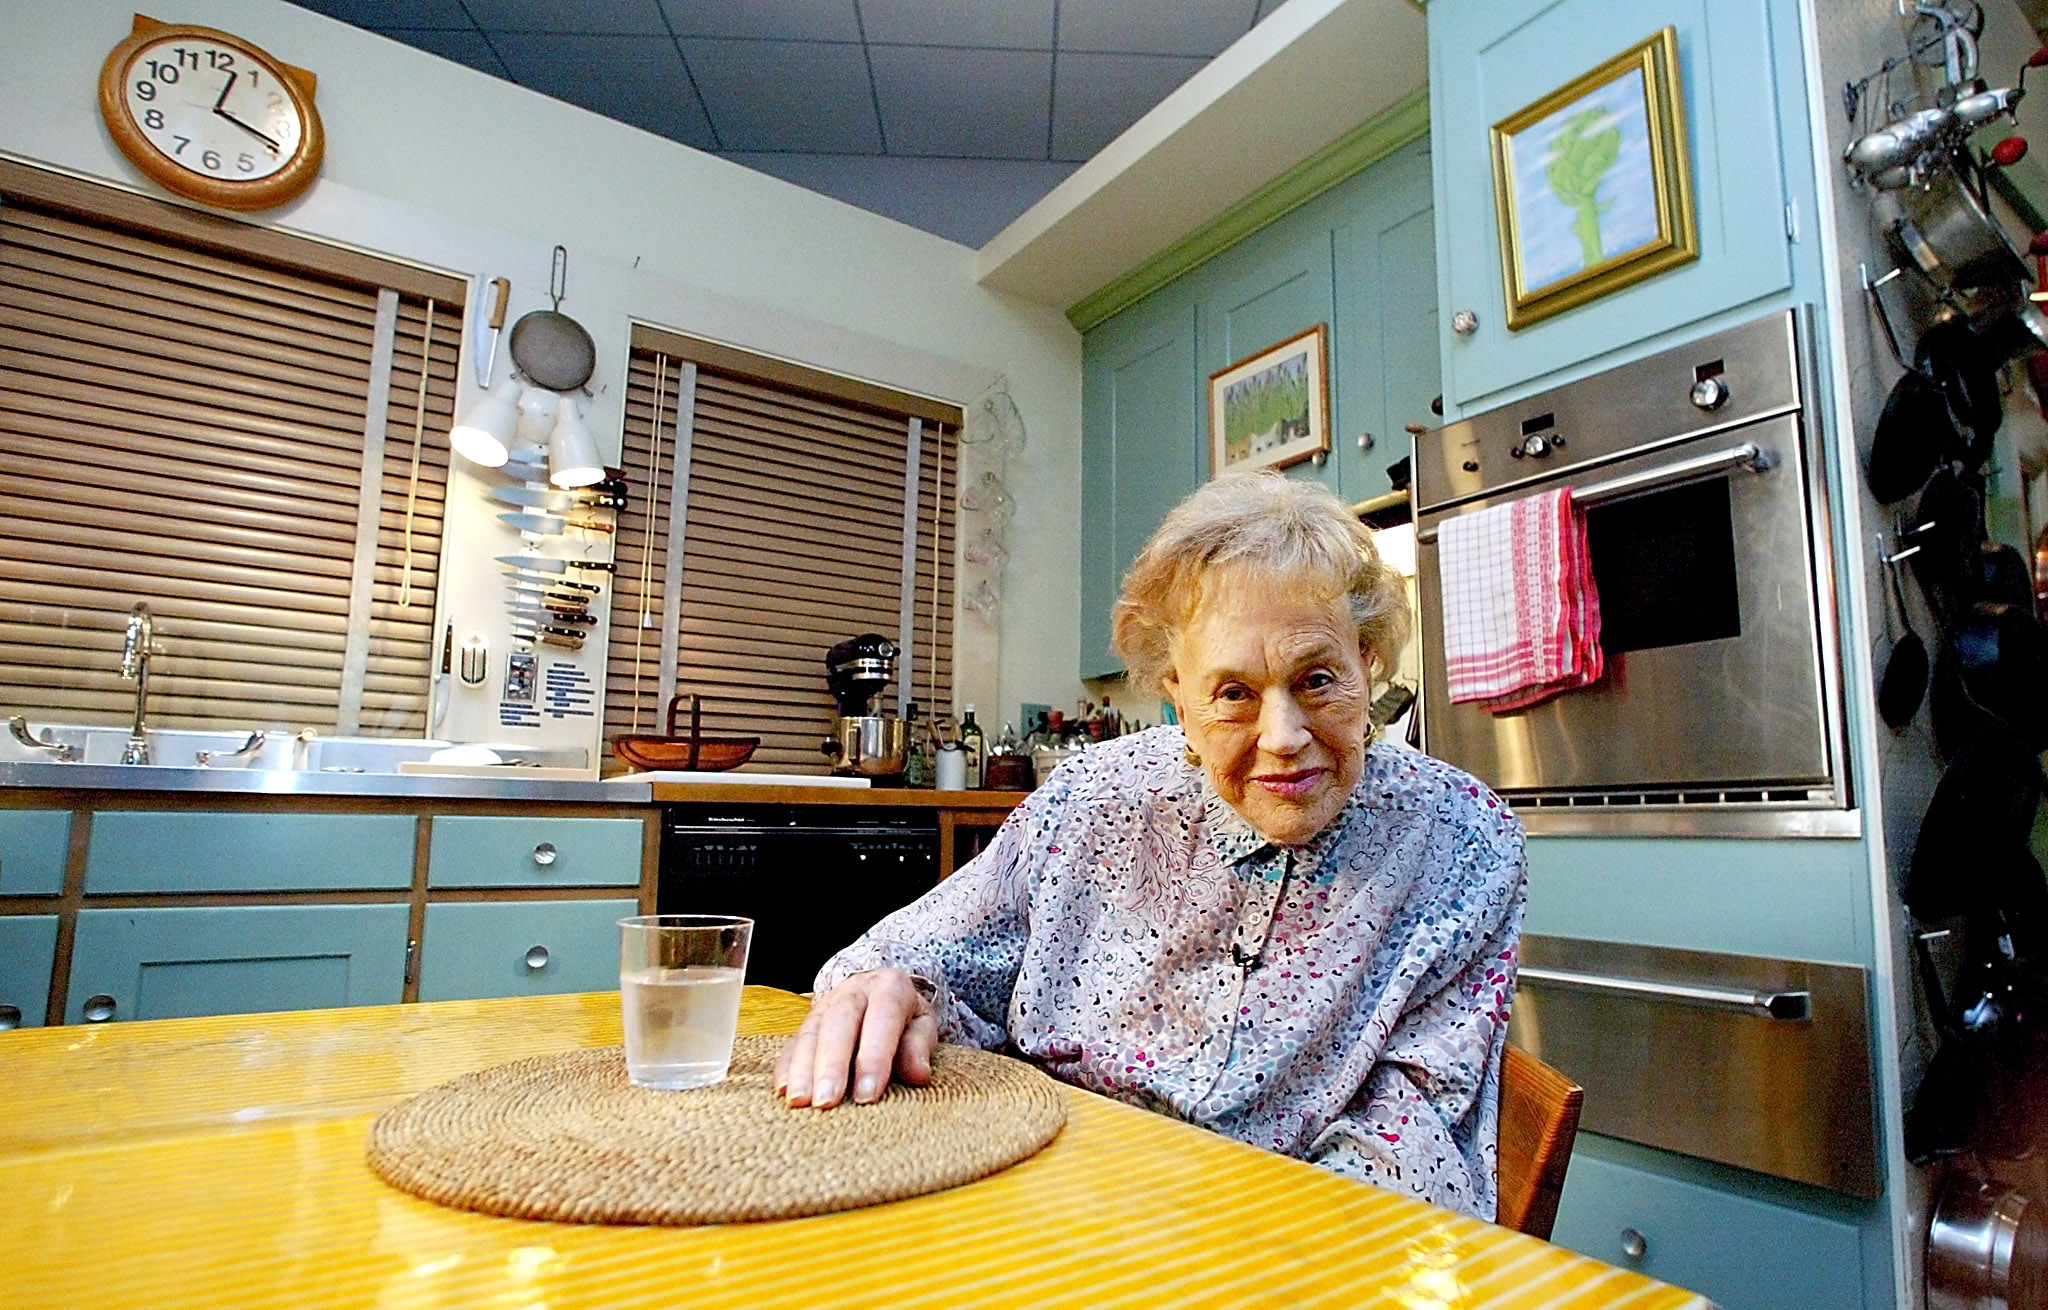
821,633,908,778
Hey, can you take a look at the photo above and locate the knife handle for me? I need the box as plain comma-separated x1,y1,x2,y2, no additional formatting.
565,559,615,573
488,277,511,329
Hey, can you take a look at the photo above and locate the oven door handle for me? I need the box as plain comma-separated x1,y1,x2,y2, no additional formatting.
1518,964,1811,1020
1416,441,1773,543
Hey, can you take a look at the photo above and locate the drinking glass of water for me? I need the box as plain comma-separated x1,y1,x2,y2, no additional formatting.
618,914,754,1090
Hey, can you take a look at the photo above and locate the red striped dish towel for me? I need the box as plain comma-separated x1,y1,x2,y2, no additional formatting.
1439,488,1603,712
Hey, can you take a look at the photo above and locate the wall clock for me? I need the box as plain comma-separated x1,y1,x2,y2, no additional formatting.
98,16,324,211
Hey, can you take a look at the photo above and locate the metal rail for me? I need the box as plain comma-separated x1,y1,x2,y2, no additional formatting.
1416,441,1771,543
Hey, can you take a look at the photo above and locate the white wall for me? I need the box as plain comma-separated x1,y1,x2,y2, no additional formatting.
0,0,1086,752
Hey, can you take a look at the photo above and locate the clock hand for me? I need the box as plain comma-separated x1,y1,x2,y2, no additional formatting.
212,69,238,112
213,106,283,154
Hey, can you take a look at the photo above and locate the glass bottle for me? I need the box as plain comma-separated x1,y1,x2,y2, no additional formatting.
960,705,985,789
903,702,929,787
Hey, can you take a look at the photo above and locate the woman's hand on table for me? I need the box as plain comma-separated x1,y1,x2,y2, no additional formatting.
775,968,937,1108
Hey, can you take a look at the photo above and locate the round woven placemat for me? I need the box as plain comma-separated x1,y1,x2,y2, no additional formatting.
365,1035,1065,1224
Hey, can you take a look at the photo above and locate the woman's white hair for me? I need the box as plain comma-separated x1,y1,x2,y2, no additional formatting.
1110,471,1409,697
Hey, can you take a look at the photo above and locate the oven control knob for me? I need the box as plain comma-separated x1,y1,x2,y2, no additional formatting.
1511,434,1553,459
1690,376,1730,411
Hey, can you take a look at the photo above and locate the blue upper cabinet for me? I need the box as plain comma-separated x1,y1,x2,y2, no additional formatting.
1079,280,1199,678
1077,137,1439,678
1429,0,1794,413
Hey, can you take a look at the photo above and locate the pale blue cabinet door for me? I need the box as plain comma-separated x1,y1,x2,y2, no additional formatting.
1332,138,1439,506
426,816,644,888
1550,1139,1867,1310
0,916,58,1029
86,811,416,893
67,904,409,1023
0,810,71,896
1079,282,1200,677
418,899,638,1001
1430,0,1793,411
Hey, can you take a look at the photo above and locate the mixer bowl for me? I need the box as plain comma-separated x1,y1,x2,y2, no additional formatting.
825,715,908,775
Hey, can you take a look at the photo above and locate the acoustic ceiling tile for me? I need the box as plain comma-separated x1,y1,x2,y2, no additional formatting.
288,0,473,27
682,39,882,153
658,0,861,42
544,77,718,148
378,28,510,78
1052,51,1209,160
493,33,689,92
870,46,1052,158
1057,0,1259,56
858,0,1055,50
462,0,670,34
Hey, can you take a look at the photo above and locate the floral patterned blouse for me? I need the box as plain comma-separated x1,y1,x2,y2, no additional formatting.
815,726,1528,1220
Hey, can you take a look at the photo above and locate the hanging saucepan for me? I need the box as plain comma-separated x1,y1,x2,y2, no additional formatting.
508,245,596,393
1877,154,2030,293
1954,600,2048,750
1909,467,1984,610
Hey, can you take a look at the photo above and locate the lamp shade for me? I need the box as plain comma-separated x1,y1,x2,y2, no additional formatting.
448,375,518,467
549,398,603,488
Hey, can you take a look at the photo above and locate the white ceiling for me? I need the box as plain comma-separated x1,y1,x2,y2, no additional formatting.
285,0,1293,247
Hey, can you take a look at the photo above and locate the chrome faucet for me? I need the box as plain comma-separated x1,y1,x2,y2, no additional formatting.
119,602,155,765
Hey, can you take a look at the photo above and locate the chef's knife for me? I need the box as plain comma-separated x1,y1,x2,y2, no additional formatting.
429,623,452,732
503,569,602,594
505,582,593,608
508,606,596,626
489,486,625,512
476,276,510,387
498,512,614,536
497,554,616,574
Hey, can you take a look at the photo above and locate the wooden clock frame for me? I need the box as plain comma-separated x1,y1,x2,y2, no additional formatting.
97,16,324,212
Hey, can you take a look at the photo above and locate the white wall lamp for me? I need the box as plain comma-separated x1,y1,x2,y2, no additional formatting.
448,374,518,467
548,397,604,487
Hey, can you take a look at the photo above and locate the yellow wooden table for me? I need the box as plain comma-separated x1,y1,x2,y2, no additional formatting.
0,989,1712,1310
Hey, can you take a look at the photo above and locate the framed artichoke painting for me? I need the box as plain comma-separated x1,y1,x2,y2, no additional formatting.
1207,324,1329,477
1489,27,1696,330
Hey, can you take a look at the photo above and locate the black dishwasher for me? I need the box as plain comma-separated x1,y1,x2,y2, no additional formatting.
658,805,942,993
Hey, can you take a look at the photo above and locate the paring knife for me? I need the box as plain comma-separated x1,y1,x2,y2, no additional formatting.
505,585,593,609
429,624,452,731
477,276,511,387
497,554,616,574
509,625,585,650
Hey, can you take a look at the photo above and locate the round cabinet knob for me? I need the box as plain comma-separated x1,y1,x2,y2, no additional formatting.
82,994,117,1023
532,842,558,867
524,945,550,971
1620,1227,1648,1260
1357,432,1375,452
1311,450,1329,467
1690,376,1730,411
0,1004,20,1031
1451,309,1480,336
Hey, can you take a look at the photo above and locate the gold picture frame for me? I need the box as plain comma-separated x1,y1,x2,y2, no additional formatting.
1207,324,1330,477
1489,27,1696,331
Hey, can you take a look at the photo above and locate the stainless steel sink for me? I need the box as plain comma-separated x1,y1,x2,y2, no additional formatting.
2,722,585,775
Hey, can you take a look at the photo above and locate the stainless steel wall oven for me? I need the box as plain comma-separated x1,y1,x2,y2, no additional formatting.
1414,310,1850,833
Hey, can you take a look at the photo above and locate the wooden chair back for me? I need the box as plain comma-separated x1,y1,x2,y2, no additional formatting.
1495,1042,1583,1241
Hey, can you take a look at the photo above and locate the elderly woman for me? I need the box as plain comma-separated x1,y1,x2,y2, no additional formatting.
775,472,1526,1219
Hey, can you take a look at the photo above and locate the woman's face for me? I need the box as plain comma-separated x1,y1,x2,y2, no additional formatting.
1163,566,1372,846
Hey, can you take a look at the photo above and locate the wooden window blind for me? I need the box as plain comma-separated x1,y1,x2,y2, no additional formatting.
609,329,958,774
0,165,463,735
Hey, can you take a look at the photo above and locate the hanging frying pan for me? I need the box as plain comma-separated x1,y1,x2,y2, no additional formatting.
1916,314,2003,464
508,245,596,392
1954,600,2048,750
1869,368,1962,504
1907,725,2044,921
1878,549,1930,730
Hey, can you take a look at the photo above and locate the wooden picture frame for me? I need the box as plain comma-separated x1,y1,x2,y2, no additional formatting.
1207,324,1330,476
1489,27,1696,330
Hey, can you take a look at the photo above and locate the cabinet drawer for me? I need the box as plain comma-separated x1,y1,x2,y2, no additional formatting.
0,810,71,896
67,904,408,1023
427,816,644,888
85,812,416,893
0,916,58,1029
1550,1139,1863,1310
418,899,637,1002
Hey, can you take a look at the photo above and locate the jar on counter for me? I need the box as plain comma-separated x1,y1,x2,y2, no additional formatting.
935,742,967,791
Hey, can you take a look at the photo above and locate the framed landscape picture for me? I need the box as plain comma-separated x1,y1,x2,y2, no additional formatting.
1489,26,1697,330
1208,324,1330,476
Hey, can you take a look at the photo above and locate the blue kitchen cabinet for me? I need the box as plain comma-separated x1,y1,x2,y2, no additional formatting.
1331,137,1440,506
66,904,409,1023
85,811,416,893
1428,0,1796,413
425,815,645,889
417,899,638,1001
0,809,71,896
1551,1135,1869,1310
0,915,58,1029
1079,279,1200,677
